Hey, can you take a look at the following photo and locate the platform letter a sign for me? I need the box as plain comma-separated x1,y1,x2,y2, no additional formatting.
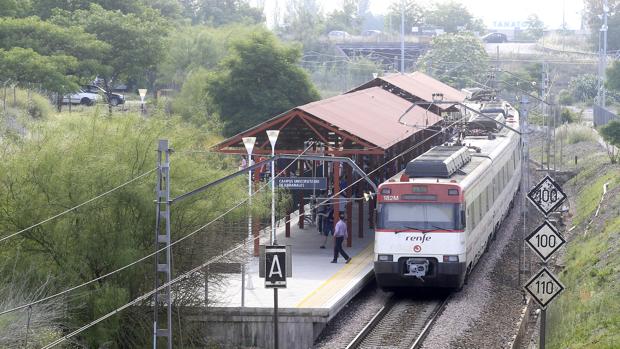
264,246,287,288
269,255,283,278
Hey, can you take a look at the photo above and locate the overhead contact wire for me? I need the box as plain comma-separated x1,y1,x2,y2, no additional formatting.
0,168,157,244
0,142,316,317
39,109,486,348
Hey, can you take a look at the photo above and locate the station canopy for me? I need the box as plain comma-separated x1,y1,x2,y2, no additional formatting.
349,71,467,112
214,72,454,156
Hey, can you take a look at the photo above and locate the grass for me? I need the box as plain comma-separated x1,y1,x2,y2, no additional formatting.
556,124,597,145
547,153,620,348
571,168,620,227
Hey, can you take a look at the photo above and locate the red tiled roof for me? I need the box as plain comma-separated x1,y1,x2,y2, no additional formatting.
350,71,467,111
297,86,442,149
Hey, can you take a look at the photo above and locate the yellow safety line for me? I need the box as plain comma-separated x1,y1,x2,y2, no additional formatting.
296,243,374,308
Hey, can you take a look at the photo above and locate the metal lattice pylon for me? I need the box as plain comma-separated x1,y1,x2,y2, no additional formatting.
154,139,172,349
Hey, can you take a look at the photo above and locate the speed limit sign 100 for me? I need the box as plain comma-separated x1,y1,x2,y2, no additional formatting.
525,221,566,261
527,175,567,216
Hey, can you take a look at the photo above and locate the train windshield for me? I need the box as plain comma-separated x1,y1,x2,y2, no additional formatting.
377,203,461,230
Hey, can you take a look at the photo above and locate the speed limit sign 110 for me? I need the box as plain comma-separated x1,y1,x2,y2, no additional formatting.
524,267,565,308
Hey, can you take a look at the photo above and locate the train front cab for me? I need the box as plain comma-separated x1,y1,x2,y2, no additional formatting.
373,182,467,290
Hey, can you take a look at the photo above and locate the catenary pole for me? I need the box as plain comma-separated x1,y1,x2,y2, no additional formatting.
153,140,173,349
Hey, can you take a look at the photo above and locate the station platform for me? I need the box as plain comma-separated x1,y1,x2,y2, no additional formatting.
196,202,375,349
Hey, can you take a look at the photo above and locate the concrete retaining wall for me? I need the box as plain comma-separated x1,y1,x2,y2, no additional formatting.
190,307,329,349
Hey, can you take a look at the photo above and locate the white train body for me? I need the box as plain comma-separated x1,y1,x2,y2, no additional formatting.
374,103,521,289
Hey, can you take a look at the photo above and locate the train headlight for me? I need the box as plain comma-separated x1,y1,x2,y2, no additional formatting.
443,255,459,263
378,254,393,262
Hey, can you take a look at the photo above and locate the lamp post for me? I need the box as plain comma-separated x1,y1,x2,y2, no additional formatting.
266,130,280,245
266,129,280,349
241,137,256,304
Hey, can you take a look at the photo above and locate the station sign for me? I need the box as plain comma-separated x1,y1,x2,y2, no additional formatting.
525,221,566,262
275,177,327,190
259,245,292,288
524,267,565,308
527,175,567,216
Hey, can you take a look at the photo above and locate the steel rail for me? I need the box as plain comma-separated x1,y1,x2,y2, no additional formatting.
347,294,450,349
345,296,395,349
409,296,451,349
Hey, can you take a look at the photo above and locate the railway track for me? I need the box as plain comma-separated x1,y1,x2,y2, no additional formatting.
345,294,449,349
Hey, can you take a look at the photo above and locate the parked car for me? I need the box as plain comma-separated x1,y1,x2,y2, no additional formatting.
327,30,351,41
63,85,125,106
62,88,100,106
482,32,508,43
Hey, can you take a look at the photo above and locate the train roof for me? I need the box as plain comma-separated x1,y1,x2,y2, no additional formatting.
384,102,520,188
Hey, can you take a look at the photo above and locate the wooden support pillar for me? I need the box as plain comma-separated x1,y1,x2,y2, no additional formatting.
285,168,291,238
298,160,305,229
253,156,261,257
345,164,352,247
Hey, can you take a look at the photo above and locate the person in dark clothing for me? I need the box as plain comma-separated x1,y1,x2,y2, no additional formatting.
319,205,334,248
331,213,351,263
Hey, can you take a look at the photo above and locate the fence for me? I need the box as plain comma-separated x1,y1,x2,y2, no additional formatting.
593,104,618,127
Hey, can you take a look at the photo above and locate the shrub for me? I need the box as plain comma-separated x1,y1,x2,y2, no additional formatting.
558,89,573,105
557,124,596,144
560,107,581,123
1,87,52,119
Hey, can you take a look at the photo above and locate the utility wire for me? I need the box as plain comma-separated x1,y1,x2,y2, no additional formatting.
0,142,317,317
39,107,484,348
0,168,157,244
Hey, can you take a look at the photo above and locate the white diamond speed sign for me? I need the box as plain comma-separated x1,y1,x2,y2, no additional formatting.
524,268,565,308
527,175,567,216
526,221,566,262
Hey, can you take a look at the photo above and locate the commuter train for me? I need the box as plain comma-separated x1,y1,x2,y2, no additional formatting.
373,101,521,290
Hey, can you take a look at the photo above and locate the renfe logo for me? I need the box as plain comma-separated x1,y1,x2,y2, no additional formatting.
405,235,432,243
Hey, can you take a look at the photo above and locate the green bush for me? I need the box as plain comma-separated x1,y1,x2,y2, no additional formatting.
559,107,581,123
2,87,53,119
558,89,573,105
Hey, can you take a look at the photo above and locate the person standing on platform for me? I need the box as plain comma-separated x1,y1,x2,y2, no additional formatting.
331,213,351,263
319,205,333,249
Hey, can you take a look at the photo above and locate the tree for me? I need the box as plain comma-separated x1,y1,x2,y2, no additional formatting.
51,4,170,110
600,119,620,163
204,29,320,135
0,47,79,94
606,60,620,92
568,74,598,103
384,0,425,34
425,1,484,33
278,0,325,47
524,13,545,40
30,0,142,18
583,0,620,51
324,0,363,34
0,0,32,17
157,24,260,86
0,114,249,346
0,17,110,108
417,33,489,88
180,0,264,26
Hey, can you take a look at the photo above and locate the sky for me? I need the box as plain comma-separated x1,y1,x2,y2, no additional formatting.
259,0,586,31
